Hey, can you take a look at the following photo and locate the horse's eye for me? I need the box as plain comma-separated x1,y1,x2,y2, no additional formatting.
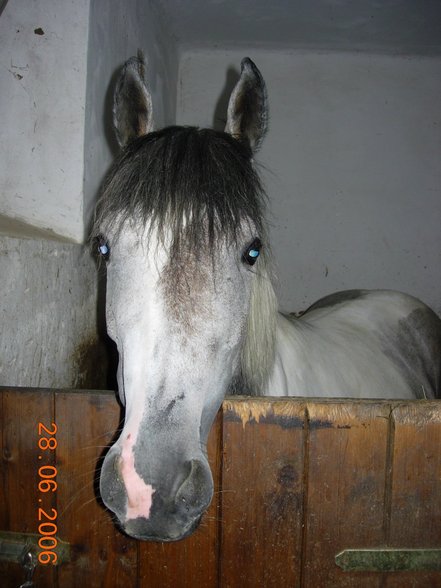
243,238,262,266
96,236,110,261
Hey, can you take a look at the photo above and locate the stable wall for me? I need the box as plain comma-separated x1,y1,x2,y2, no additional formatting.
0,0,178,243
0,0,89,242
0,237,106,388
2,1,440,387
84,0,179,234
0,0,179,387
177,49,441,315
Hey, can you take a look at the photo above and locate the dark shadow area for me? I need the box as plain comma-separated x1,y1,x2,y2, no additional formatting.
71,251,119,391
98,65,124,389
84,64,123,392
0,0,8,18
94,259,119,391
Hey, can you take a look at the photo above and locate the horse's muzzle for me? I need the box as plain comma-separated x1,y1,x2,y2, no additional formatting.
100,449,213,541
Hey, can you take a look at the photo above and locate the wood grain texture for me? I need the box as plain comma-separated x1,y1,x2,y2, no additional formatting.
301,400,390,588
1,389,441,587
139,410,222,588
0,388,56,587
55,390,138,588
384,401,441,588
220,399,306,587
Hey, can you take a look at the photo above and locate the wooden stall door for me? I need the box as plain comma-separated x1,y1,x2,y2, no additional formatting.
1,388,440,587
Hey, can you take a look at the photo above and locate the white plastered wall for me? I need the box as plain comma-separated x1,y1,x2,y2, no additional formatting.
177,49,441,315
1,0,440,387
84,0,178,232
0,0,178,243
0,0,179,387
0,0,89,241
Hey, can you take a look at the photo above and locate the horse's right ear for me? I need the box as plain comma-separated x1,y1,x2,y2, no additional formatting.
113,53,154,148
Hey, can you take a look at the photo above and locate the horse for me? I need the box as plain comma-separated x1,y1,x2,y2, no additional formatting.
93,55,441,542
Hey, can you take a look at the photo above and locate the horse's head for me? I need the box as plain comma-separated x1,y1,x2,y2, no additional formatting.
95,56,276,541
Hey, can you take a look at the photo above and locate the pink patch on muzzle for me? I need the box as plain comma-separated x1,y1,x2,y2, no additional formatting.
120,433,155,520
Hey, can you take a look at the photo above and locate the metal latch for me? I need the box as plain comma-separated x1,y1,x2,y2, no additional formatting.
19,549,37,588
0,530,70,566
336,548,441,572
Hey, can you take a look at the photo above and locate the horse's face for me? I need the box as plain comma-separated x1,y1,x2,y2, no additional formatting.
97,55,269,541
99,221,259,540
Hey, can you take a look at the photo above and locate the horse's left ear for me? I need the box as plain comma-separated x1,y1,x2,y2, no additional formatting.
113,52,154,148
225,58,268,152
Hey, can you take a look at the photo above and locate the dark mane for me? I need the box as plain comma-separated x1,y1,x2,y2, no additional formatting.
93,126,267,254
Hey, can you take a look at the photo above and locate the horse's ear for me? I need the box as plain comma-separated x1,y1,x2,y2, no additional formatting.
225,58,268,152
113,52,154,148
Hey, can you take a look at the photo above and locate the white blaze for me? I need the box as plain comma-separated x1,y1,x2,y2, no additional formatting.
120,431,155,520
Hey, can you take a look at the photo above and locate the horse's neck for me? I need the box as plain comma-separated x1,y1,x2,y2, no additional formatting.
264,311,372,397
241,276,420,398
264,306,418,399
263,313,309,396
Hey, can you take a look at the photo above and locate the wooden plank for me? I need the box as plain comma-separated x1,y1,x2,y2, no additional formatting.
220,397,306,588
55,390,138,587
0,388,56,588
3,389,441,587
384,401,441,588
301,400,391,588
139,409,222,587
0,390,6,531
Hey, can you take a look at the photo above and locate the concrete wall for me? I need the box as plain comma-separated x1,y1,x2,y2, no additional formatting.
84,0,179,231
0,0,179,388
177,49,441,315
2,1,440,387
0,0,179,242
0,0,89,242
0,237,106,388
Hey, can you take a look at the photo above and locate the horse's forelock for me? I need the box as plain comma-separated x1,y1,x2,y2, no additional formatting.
92,126,266,260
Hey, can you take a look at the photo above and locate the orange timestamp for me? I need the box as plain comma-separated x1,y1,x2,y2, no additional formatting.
37,422,59,565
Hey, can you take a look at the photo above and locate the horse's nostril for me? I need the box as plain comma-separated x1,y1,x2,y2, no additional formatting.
100,449,127,519
175,459,213,515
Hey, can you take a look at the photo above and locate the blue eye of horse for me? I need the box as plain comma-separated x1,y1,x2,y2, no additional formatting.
96,236,110,260
243,238,262,266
